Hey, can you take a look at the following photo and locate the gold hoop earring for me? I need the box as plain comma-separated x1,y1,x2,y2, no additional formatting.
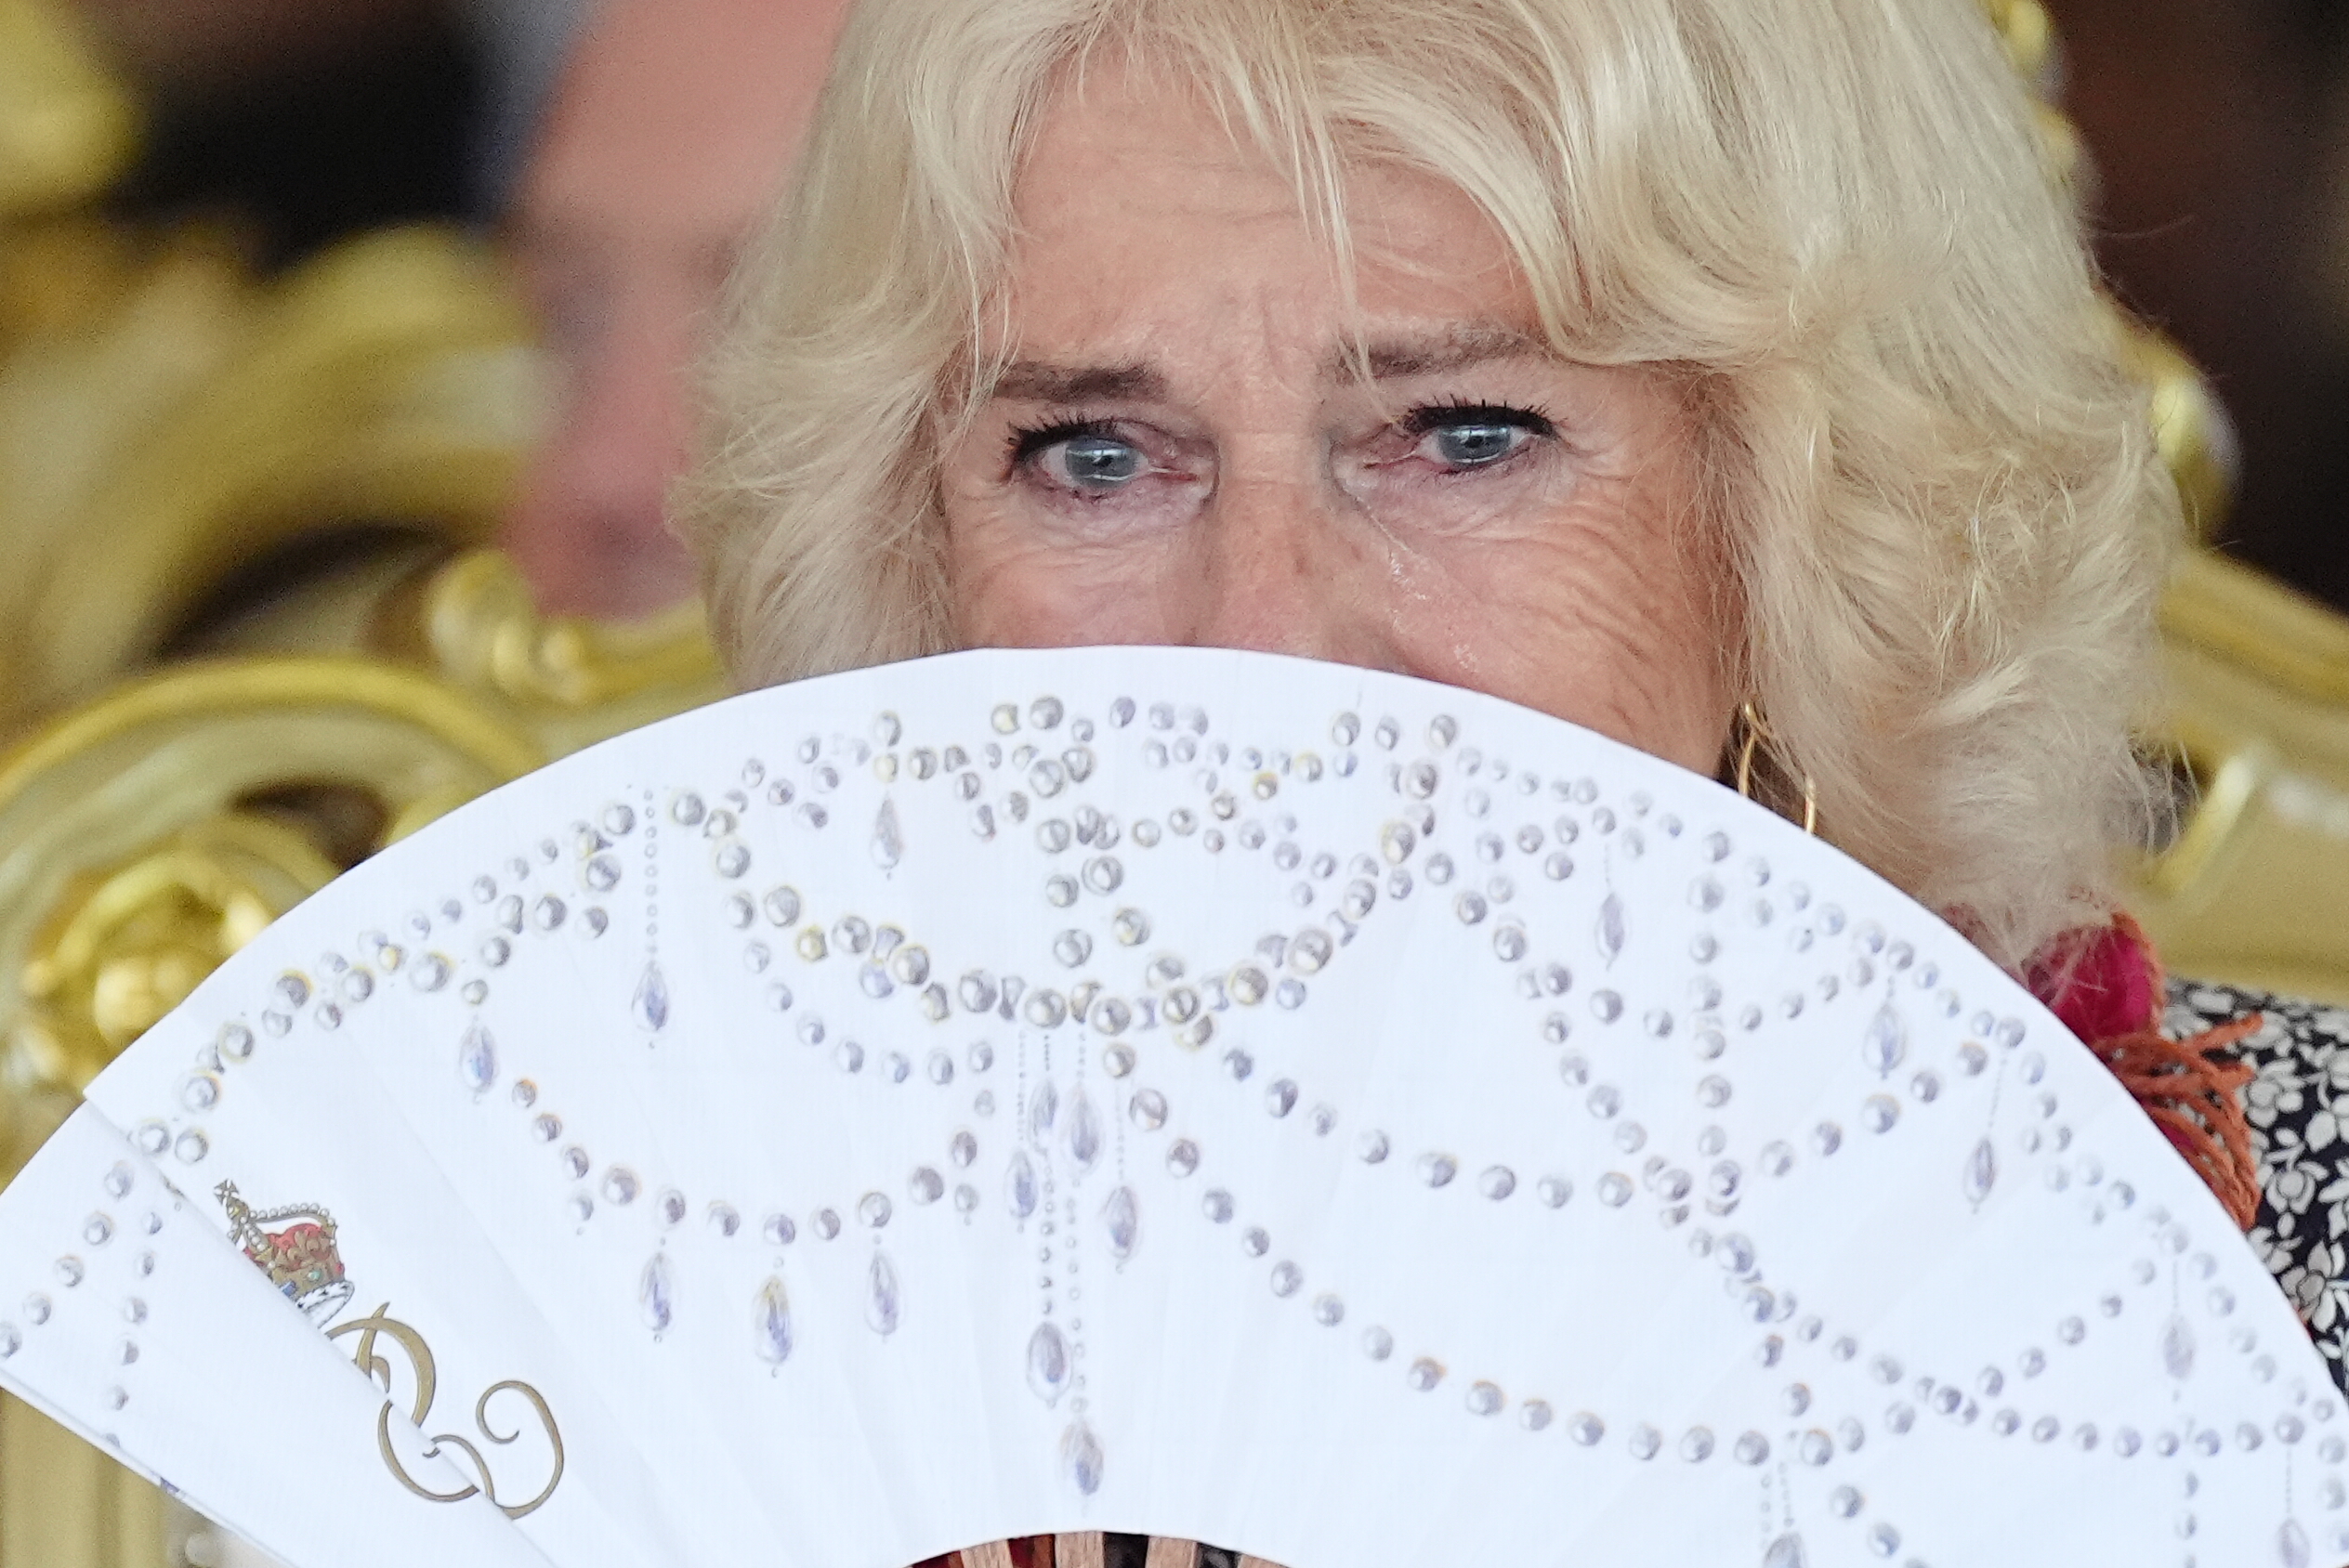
1733,702,1818,836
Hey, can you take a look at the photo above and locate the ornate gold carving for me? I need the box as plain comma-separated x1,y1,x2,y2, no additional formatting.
0,659,540,1175
2126,554,2349,1003
0,225,541,732
398,548,726,755
1983,0,2054,85
2121,324,2240,543
331,1306,565,1521
420,548,717,707
2159,548,2349,709
1979,0,2080,189
12,813,332,1094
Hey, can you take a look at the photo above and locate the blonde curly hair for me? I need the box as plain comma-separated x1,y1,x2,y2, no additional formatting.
678,0,2180,971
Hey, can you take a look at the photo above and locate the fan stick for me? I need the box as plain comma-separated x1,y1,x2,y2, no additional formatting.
1143,1540,1199,1568
1055,1533,1106,1568
958,1545,1016,1568
1236,1559,1283,1568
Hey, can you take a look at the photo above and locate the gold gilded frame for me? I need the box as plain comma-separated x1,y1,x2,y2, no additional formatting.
2126,555,2349,1003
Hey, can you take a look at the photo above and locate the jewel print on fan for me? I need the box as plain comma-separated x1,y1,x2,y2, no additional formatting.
136,662,2344,1566
634,794,670,1036
0,1156,169,1430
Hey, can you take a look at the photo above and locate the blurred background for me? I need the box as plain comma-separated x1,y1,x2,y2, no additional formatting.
0,0,2343,1563
75,0,564,258
2051,0,2349,608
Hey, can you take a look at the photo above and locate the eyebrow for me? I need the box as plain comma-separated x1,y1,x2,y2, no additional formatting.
983,323,1556,408
1337,322,1556,382
990,361,1171,404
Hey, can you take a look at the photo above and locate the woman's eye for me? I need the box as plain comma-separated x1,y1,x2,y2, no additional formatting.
1421,420,1533,469
1043,434,1147,491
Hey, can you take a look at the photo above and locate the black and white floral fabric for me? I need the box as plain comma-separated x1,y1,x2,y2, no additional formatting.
2173,979,2349,1394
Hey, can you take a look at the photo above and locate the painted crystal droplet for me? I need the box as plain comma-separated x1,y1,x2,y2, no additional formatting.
1007,1152,1039,1220
633,961,670,1032
1028,1079,1058,1146
1763,1533,1808,1568
2278,1518,2312,1568
865,1251,900,1336
1863,1002,1907,1076
1963,1137,1997,1206
1596,894,1626,965
1061,1419,1105,1496
458,1022,497,1092
1103,1185,1139,1260
1065,1088,1102,1171
1028,1321,1070,1405
754,1276,793,1365
872,798,904,869
2163,1314,2197,1380
640,1254,674,1332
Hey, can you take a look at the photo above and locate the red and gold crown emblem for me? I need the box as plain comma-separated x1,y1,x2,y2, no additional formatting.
216,1181,355,1325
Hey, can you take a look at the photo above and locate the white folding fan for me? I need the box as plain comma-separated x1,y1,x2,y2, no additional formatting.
0,647,2335,1568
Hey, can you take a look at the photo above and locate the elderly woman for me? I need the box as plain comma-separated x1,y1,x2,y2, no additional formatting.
683,0,2346,1538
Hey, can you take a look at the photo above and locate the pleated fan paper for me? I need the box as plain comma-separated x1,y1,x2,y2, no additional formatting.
0,647,2338,1568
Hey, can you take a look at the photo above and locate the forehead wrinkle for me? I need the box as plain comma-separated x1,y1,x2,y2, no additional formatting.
990,361,1171,404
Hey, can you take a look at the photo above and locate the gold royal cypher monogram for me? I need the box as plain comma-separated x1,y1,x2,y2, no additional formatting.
219,1181,565,1518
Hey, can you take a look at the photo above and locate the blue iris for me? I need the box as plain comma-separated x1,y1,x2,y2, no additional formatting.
1062,436,1145,489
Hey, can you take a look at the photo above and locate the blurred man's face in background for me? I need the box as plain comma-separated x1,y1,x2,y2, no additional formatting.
504,0,846,618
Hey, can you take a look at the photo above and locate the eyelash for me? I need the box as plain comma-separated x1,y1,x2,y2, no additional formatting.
1399,398,1558,443
1003,399,1562,479
1005,415,1122,469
